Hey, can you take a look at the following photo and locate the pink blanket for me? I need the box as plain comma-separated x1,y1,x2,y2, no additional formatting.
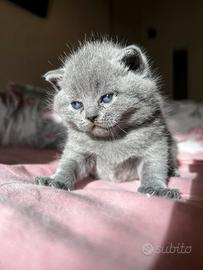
0,146,202,270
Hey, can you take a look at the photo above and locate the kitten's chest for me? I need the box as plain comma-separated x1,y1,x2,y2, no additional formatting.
82,138,135,164
87,140,140,182
73,134,142,182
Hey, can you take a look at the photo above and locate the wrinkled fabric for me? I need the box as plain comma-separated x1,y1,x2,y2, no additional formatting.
0,146,202,270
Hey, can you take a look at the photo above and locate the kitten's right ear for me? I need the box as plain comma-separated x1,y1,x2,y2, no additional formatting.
117,45,150,77
43,68,64,89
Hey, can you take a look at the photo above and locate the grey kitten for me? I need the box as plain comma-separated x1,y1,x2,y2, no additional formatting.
36,40,181,199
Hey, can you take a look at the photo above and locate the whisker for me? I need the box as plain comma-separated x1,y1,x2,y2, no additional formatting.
107,123,115,142
116,124,127,134
110,125,119,141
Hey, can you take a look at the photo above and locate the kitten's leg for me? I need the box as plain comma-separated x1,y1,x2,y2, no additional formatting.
35,149,83,190
137,140,181,199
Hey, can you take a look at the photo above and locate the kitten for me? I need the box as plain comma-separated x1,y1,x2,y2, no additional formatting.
36,40,181,199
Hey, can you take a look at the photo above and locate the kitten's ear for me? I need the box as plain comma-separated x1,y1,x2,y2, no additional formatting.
118,45,150,76
43,68,64,89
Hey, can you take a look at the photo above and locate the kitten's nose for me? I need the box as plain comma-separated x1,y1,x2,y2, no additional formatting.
86,115,98,122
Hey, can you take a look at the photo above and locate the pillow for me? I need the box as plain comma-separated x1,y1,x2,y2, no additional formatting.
167,100,203,154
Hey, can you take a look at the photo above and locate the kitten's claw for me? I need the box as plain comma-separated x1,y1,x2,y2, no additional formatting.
35,176,52,186
35,176,74,191
138,186,181,199
49,179,74,191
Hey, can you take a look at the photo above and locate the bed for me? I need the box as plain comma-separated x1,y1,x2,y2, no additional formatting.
0,83,202,270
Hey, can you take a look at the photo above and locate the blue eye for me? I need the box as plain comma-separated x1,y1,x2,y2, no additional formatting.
100,93,113,104
71,101,83,110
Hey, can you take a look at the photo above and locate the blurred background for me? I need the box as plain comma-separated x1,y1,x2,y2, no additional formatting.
0,0,202,100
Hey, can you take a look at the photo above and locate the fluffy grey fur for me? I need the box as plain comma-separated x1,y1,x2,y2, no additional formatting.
36,40,181,199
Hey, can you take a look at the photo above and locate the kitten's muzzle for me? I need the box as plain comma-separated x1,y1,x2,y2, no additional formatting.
86,114,98,123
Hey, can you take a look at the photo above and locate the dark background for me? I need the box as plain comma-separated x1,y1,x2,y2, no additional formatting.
0,0,202,100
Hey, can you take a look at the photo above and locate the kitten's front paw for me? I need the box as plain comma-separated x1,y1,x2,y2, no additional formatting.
138,186,181,199
35,176,75,191
35,176,52,186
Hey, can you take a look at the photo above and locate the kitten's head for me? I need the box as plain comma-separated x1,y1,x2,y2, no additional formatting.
44,41,159,139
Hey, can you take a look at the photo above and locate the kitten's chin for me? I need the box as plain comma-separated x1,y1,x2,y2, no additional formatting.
68,122,110,138
89,125,111,138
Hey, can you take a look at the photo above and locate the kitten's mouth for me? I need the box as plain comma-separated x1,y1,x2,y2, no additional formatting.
91,124,105,131
87,122,128,139
92,123,116,130
88,124,114,138
88,123,118,138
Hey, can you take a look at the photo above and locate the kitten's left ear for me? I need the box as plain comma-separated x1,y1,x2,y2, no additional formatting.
43,68,64,89
118,45,150,76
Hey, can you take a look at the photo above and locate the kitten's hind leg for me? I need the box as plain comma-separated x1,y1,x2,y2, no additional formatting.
137,140,181,199
167,135,180,177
